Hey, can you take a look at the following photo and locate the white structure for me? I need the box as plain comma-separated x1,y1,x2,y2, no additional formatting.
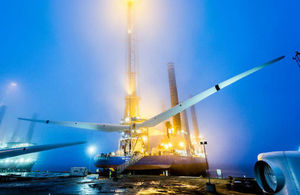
70,167,88,177
254,151,300,194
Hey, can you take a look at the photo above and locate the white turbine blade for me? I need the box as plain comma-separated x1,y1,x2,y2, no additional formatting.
0,141,85,159
18,118,130,132
138,56,285,128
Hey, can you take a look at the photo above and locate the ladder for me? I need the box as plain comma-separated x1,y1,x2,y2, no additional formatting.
116,154,143,174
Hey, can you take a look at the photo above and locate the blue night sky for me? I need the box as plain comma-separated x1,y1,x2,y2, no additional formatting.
0,0,299,175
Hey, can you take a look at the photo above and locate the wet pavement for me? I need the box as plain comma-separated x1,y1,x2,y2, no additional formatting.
0,175,262,194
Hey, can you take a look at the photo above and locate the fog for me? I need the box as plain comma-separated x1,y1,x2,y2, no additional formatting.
0,0,299,175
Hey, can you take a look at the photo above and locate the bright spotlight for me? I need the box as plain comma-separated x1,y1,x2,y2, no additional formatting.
87,146,96,156
10,82,17,87
179,142,185,147
142,136,147,142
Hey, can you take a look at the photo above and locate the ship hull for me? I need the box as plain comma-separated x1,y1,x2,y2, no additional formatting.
94,156,130,169
94,155,207,176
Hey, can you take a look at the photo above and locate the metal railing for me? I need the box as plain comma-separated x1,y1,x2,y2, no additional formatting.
116,154,143,174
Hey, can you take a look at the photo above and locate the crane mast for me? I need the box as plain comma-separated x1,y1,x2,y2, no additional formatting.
119,0,148,156
124,0,140,120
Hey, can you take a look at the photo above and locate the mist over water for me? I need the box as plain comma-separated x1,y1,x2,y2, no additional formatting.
0,0,299,176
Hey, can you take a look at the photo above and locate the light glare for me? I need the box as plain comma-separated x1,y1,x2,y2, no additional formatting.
179,142,185,147
10,82,17,87
87,146,96,155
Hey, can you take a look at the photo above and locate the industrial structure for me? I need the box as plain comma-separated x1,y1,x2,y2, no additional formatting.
118,0,148,157
19,0,285,176
0,113,38,172
114,0,206,159
92,0,208,175
0,105,85,172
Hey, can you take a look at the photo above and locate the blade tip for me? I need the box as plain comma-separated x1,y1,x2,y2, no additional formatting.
279,55,285,60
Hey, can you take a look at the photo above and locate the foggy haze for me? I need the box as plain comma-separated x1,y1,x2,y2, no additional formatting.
0,0,299,175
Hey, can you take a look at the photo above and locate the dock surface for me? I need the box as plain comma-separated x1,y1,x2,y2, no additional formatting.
0,175,262,194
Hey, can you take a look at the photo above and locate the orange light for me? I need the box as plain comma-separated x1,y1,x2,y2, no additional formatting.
127,0,134,5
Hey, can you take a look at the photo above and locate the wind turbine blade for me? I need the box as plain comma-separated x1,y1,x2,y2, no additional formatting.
138,56,285,128
18,118,130,132
0,141,85,159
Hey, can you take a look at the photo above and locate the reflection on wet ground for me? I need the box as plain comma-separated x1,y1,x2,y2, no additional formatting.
0,175,260,194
